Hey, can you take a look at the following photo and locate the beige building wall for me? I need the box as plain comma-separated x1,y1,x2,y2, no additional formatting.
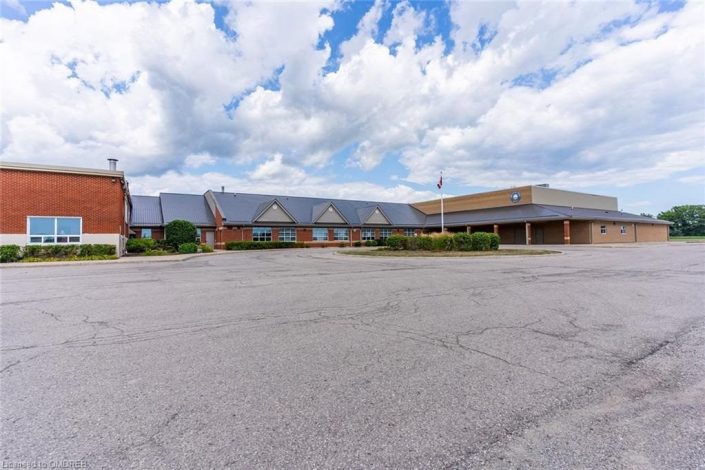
591,221,637,243
256,204,294,223
316,206,346,224
531,186,618,210
365,209,391,225
635,223,669,242
569,221,592,244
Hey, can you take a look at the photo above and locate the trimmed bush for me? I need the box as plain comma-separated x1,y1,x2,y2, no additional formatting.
470,232,496,251
385,235,406,250
489,233,500,250
199,244,214,253
225,241,303,250
126,238,156,253
178,242,198,254
364,240,378,247
0,245,22,263
453,233,473,251
145,249,171,256
416,236,433,250
19,244,116,259
431,234,454,251
353,241,362,247
165,220,197,249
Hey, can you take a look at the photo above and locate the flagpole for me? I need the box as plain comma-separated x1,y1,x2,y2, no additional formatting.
440,171,444,233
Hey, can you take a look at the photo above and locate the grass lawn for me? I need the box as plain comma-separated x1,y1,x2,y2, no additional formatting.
670,236,705,243
338,248,559,257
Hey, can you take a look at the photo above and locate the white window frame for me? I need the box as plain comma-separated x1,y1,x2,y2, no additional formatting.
620,225,626,235
404,228,416,237
142,228,152,239
252,227,272,242
600,225,607,235
333,228,349,241
361,228,375,241
379,228,392,240
278,227,296,242
196,227,202,242
312,227,329,241
27,216,82,244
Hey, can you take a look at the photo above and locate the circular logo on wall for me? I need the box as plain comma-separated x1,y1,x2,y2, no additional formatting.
510,191,521,203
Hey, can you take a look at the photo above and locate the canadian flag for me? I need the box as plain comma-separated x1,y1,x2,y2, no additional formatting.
437,173,443,190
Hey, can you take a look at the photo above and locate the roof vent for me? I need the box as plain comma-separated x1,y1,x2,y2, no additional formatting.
536,183,549,188
107,158,118,171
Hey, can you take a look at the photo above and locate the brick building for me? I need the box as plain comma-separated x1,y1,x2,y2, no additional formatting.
0,160,131,255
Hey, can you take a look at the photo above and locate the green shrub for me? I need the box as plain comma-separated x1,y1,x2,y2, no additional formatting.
79,244,116,256
165,220,197,249
364,240,378,247
126,238,156,253
470,232,495,251
178,242,198,254
0,245,22,263
144,249,170,256
416,236,433,250
453,233,473,251
488,233,500,250
431,234,454,251
225,241,302,250
385,235,406,250
353,241,362,247
199,244,214,253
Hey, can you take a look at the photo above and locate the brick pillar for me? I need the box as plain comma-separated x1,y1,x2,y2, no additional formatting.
525,222,532,245
466,226,471,234
493,224,499,235
563,220,571,245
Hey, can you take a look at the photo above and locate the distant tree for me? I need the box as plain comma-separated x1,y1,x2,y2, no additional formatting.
639,212,654,219
165,220,197,248
657,205,705,236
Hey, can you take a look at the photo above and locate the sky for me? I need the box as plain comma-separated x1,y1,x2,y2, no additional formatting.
1,0,703,214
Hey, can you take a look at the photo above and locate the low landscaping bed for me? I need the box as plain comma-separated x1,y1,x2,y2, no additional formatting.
0,244,117,264
339,248,559,257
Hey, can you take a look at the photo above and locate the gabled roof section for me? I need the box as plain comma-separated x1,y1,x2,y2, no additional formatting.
312,202,349,224
160,193,216,226
358,205,392,225
252,198,297,224
130,195,163,226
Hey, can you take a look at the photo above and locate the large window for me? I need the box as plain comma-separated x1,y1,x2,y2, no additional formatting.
404,228,416,237
333,228,349,241
196,227,202,242
278,228,296,242
252,227,272,241
141,228,152,239
28,217,81,244
379,228,392,240
362,228,375,241
312,228,328,241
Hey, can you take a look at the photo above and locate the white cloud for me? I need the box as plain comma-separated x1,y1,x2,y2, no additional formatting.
184,152,216,169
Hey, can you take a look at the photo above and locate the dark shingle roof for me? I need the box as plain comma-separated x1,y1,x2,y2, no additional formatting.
160,193,215,226
424,204,670,227
130,196,163,226
212,192,427,226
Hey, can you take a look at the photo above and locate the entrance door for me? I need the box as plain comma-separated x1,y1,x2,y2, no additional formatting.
205,231,215,247
534,226,544,244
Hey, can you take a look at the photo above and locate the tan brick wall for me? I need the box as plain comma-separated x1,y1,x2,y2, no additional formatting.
635,223,669,242
569,221,591,244
591,221,637,243
0,168,127,235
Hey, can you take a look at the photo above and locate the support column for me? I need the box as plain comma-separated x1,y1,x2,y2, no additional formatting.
466,226,472,234
525,222,532,245
493,224,499,236
563,220,571,245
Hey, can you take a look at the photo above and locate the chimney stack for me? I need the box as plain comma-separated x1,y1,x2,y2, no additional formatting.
108,158,118,171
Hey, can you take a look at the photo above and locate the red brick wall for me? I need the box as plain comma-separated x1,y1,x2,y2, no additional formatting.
0,169,127,235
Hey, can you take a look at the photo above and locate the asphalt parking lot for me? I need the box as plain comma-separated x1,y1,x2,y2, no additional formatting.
1,244,704,468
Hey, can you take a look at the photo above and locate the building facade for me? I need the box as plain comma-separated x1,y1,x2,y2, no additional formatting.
0,160,131,255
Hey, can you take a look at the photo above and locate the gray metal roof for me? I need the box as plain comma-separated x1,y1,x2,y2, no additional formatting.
160,193,216,226
212,191,427,226
130,195,163,226
424,204,671,227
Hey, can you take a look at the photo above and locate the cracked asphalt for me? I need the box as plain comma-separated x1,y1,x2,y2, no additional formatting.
1,244,704,468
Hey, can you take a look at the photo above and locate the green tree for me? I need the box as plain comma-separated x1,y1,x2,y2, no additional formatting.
165,220,197,248
639,213,654,219
657,205,705,236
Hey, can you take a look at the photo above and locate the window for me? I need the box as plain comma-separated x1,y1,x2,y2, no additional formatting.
28,217,81,244
142,228,152,239
252,227,272,241
333,228,349,241
196,228,202,242
404,228,416,237
620,225,627,235
278,228,296,242
380,228,392,240
600,225,607,235
312,228,328,241
361,228,375,241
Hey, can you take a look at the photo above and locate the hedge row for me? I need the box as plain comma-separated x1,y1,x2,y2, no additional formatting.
225,241,306,250
385,232,500,251
0,244,116,263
